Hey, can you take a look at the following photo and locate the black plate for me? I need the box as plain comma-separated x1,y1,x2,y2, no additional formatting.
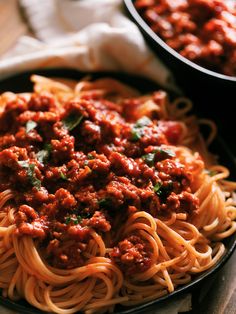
123,0,236,107
0,69,235,314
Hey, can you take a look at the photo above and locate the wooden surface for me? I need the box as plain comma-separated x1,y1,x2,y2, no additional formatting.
192,251,236,314
0,1,235,314
0,0,28,56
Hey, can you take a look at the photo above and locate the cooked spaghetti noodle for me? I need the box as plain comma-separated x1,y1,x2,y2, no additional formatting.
0,75,235,314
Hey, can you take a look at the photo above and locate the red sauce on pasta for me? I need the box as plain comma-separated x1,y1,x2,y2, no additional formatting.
0,89,199,272
135,0,236,76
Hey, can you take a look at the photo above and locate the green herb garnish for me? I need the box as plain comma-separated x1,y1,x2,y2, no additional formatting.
60,171,68,180
62,113,83,131
153,182,173,198
135,116,152,128
28,164,41,190
142,148,175,166
18,161,41,190
153,182,162,195
142,152,156,166
158,148,175,158
84,153,94,166
65,216,82,225
18,160,29,168
131,130,142,142
131,116,151,142
65,217,71,225
25,120,37,133
36,144,52,164
65,215,85,225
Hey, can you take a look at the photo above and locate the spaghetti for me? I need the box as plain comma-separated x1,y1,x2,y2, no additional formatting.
0,75,235,314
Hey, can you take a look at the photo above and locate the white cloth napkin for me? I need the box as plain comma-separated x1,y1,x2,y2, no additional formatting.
0,0,179,92
0,0,192,313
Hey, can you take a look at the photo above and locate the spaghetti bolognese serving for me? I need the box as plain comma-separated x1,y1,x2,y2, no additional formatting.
0,75,235,314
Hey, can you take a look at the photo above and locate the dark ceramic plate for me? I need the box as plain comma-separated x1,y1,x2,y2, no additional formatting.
0,69,235,314
123,0,236,106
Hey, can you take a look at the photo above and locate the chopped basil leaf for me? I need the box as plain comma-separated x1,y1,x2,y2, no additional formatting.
84,153,94,166
18,161,41,190
65,217,77,225
65,217,71,224
135,116,152,128
25,120,37,133
28,164,41,190
65,215,82,225
131,116,151,142
36,144,52,164
142,153,156,166
36,150,49,164
142,148,175,166
154,182,173,198
62,114,83,131
157,148,175,158
60,171,68,180
153,182,162,195
131,130,142,141
18,160,29,168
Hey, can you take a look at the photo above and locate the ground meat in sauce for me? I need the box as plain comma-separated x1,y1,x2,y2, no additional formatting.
110,235,152,274
135,0,236,76
0,87,199,272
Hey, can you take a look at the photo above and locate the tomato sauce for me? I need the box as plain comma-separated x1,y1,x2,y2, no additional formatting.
135,0,236,76
0,89,198,271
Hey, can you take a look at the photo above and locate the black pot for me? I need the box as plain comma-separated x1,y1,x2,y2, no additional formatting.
124,4,235,98
124,0,236,154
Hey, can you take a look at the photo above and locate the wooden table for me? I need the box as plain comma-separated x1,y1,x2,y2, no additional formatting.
0,1,235,314
0,0,28,56
192,251,236,314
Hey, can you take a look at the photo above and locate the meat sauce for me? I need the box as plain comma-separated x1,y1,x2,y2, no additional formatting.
135,0,236,76
0,89,199,273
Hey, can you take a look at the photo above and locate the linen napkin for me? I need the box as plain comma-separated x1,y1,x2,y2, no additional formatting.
0,0,180,93
0,0,193,313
